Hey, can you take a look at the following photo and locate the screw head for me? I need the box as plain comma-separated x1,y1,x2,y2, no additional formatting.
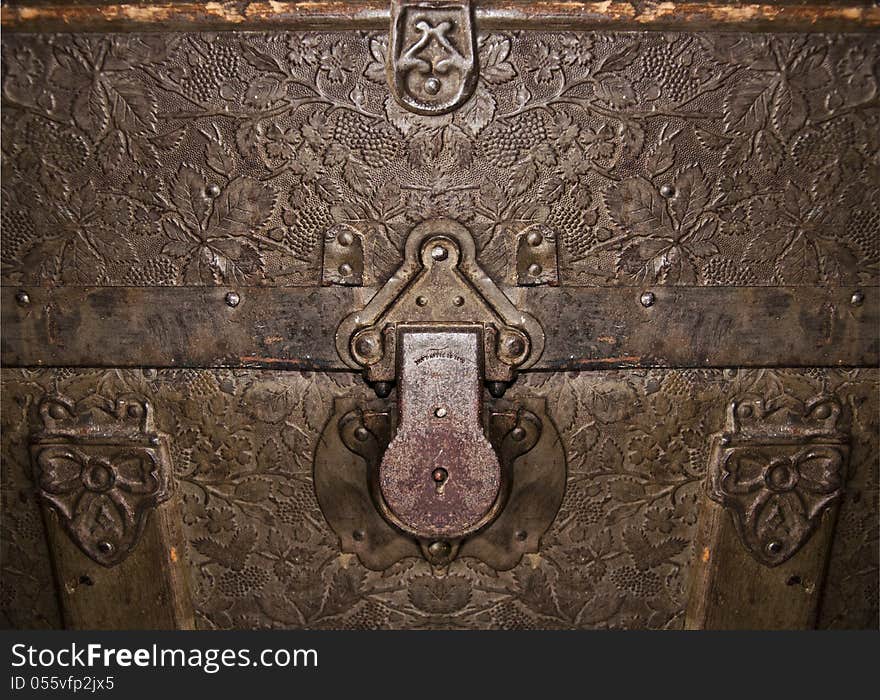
640,291,656,308
427,540,452,559
434,407,448,418
515,530,528,541
424,77,442,95
97,541,114,554
338,263,353,277
372,381,393,398
766,540,783,555
432,467,448,483
527,263,543,277
337,230,354,247
814,404,832,420
431,245,448,261
452,296,465,307
526,230,543,247
659,184,676,198
354,427,370,442
487,381,507,398
224,291,240,307
416,296,428,307
511,426,526,441
352,529,365,542
851,290,865,306
205,184,221,198
502,334,526,357
48,403,67,420
15,290,30,306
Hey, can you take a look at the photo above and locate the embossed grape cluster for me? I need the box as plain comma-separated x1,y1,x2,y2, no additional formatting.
185,44,239,103
331,112,399,167
218,565,270,597
567,497,605,526
1,207,35,263
642,43,700,102
609,566,662,597
284,206,331,261
275,489,316,527
702,257,759,286
479,111,549,167
547,205,599,261
346,601,388,629
846,207,880,263
493,600,536,630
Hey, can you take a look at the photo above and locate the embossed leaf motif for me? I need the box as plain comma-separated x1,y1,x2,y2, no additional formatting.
408,575,471,614
605,177,670,237
479,35,516,84
208,177,276,238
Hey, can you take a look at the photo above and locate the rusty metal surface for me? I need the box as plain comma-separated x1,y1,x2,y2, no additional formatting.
3,367,876,629
3,2,880,33
706,395,849,566
29,393,172,565
379,329,500,541
2,31,878,290
3,285,876,369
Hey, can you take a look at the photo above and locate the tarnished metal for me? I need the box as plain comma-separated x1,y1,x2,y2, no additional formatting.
388,0,477,115
516,224,559,287
29,394,173,567
322,223,364,286
706,395,850,566
379,329,500,540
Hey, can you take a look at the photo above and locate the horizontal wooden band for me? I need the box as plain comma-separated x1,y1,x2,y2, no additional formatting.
2,285,876,370
2,2,879,33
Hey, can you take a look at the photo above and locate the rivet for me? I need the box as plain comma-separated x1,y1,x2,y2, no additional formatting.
416,296,428,307
434,407,447,418
432,467,448,483
205,184,221,198
149,436,160,446
373,381,393,398
850,290,864,306
97,541,114,554
126,404,142,418
355,335,378,357
427,540,452,559
766,540,783,555
511,426,526,441
337,230,354,247
424,77,442,95
431,245,448,262
15,290,30,306
528,263,542,277
503,335,526,357
515,530,528,541
526,230,543,247
659,184,676,198
640,291,656,308
737,403,754,419
224,291,240,307
48,404,66,420
352,529,365,542
453,296,465,306
814,404,831,419
338,263,353,277
354,427,370,442
487,381,507,398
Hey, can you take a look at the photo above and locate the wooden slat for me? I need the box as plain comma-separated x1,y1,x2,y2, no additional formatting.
685,494,839,630
2,1,879,33
43,496,195,630
2,285,877,370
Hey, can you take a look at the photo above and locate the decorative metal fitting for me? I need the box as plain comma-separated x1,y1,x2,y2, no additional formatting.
706,395,850,567
322,223,364,286
29,394,173,566
516,224,559,286
388,0,477,115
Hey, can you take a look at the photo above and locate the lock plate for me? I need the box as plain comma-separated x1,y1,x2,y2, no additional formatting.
379,328,501,539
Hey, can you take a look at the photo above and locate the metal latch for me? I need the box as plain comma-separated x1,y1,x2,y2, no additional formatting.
321,219,563,568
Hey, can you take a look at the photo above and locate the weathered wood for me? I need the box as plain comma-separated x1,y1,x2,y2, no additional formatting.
685,494,839,630
2,286,877,370
2,1,879,33
43,495,195,630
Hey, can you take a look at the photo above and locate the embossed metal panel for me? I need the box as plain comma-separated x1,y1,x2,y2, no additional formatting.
1,3,877,630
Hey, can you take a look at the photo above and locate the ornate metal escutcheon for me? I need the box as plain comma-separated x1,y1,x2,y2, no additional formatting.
388,0,477,115
706,395,850,567
316,219,566,568
29,394,173,567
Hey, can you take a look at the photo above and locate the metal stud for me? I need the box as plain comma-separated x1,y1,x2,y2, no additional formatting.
15,290,30,306
431,245,448,261
224,291,240,307
659,184,676,198
528,263,542,277
424,77,442,95
205,184,221,198
640,291,656,308
850,290,865,306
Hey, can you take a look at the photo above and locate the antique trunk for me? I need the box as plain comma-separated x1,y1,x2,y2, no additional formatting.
1,1,877,631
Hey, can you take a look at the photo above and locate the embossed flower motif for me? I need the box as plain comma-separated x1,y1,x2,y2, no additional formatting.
525,42,563,83
577,124,617,161
287,35,321,67
318,42,355,83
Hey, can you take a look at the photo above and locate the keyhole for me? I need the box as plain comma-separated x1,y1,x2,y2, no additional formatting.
432,467,449,493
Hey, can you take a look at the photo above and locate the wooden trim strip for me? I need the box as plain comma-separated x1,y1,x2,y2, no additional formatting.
2,285,876,370
2,2,879,33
